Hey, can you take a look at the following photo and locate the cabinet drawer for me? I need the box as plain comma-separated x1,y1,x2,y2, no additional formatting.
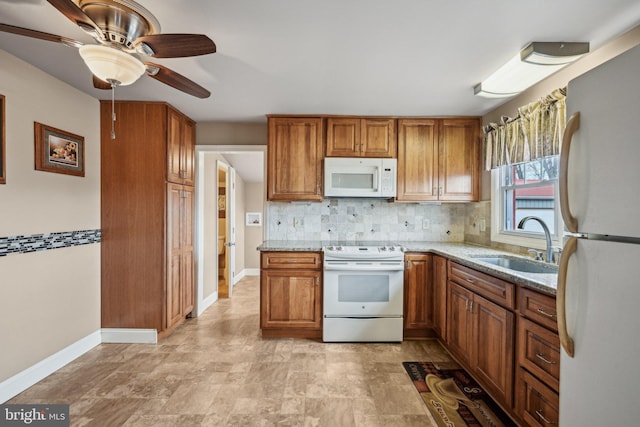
448,262,515,309
518,318,560,391
520,288,558,332
261,252,322,270
516,368,559,427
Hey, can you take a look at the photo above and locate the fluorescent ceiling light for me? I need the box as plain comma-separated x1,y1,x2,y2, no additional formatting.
474,42,589,98
79,45,146,86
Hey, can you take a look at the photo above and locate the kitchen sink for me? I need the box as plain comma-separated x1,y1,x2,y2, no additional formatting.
471,255,558,274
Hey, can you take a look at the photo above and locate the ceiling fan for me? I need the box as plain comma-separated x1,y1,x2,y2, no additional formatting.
0,0,216,98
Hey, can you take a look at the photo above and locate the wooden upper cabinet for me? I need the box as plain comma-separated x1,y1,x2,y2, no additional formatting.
397,117,480,202
267,117,324,201
326,117,396,158
397,119,439,201
167,108,195,186
438,118,480,201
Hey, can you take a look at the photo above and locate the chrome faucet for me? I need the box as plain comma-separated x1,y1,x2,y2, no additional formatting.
518,216,554,263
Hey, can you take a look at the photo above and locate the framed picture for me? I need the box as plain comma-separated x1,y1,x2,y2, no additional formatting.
246,212,262,226
0,94,5,184
34,122,84,177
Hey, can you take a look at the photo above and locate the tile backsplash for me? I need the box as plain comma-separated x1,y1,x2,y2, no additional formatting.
265,199,467,242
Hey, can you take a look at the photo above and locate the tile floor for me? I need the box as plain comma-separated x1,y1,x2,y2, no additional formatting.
9,276,449,426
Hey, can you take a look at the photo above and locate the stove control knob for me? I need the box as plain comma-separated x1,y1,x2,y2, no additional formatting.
326,246,334,251
380,246,387,251
389,246,396,251
336,246,343,251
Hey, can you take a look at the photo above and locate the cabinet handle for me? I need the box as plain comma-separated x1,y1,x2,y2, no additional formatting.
536,308,557,319
535,353,556,365
558,236,577,358
465,278,475,284
535,409,555,425
559,112,580,233
439,186,443,196
465,300,469,310
469,301,473,313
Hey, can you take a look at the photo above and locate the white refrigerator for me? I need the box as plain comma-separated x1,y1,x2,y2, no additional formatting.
559,43,640,426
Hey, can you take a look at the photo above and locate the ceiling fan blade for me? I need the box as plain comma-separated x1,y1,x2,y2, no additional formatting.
46,0,100,33
134,34,216,58
0,23,83,47
145,63,210,98
93,75,112,90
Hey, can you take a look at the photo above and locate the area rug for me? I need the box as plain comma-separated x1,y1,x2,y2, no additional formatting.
402,361,516,427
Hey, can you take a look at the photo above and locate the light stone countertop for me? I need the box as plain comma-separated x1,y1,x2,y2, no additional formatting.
257,240,558,296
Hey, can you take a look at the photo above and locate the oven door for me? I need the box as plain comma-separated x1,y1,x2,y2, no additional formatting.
323,260,404,317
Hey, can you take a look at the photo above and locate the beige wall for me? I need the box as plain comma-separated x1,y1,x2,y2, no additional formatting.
244,182,264,270
234,174,246,276
196,122,267,145
479,25,640,200
0,50,101,382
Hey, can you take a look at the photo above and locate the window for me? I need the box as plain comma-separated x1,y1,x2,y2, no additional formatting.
491,155,562,248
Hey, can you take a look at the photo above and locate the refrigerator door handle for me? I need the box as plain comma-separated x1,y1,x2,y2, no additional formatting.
557,236,577,358
559,112,581,234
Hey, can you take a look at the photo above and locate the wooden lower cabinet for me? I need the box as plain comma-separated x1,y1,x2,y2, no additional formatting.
447,272,515,407
403,253,434,338
472,292,515,407
166,184,195,329
446,281,474,363
260,252,322,338
432,255,448,341
516,288,560,426
515,368,559,427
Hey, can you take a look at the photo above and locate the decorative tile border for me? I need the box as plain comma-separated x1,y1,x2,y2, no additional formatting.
0,229,101,257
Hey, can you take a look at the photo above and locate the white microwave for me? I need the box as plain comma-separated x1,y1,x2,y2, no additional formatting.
324,157,397,198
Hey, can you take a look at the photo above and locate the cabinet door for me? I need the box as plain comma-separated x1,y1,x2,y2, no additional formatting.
361,118,396,157
267,117,324,201
447,281,473,363
167,183,184,328
397,119,439,201
181,186,195,315
260,269,322,329
181,119,195,186
404,253,433,332
432,255,448,340
167,109,183,184
471,293,515,406
326,117,360,157
438,118,480,201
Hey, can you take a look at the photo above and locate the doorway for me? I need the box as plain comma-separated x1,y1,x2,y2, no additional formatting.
195,145,266,316
217,161,236,298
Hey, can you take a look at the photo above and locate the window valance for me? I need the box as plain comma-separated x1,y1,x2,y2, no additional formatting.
484,88,566,170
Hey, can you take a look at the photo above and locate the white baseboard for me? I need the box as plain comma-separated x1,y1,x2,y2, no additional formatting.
197,291,218,316
243,268,260,277
0,330,101,404
101,328,157,344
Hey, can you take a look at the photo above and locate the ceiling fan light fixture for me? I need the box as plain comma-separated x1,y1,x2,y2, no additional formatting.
474,41,589,98
79,44,145,86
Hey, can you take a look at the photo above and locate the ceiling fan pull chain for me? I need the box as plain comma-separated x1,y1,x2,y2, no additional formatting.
110,81,116,140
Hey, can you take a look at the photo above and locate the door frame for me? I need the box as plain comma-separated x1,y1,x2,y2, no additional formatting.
194,145,266,316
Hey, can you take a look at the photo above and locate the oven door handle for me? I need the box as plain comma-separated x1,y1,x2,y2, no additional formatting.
324,262,404,271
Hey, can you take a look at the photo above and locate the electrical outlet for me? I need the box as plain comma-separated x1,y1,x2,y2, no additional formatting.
422,219,430,230
479,218,486,232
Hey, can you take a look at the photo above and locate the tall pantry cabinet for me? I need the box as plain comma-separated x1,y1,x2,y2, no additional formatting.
100,101,195,337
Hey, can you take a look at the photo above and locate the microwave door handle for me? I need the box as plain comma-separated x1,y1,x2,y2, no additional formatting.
373,167,379,191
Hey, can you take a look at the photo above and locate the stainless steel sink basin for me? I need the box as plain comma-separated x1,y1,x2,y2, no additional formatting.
471,255,558,274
